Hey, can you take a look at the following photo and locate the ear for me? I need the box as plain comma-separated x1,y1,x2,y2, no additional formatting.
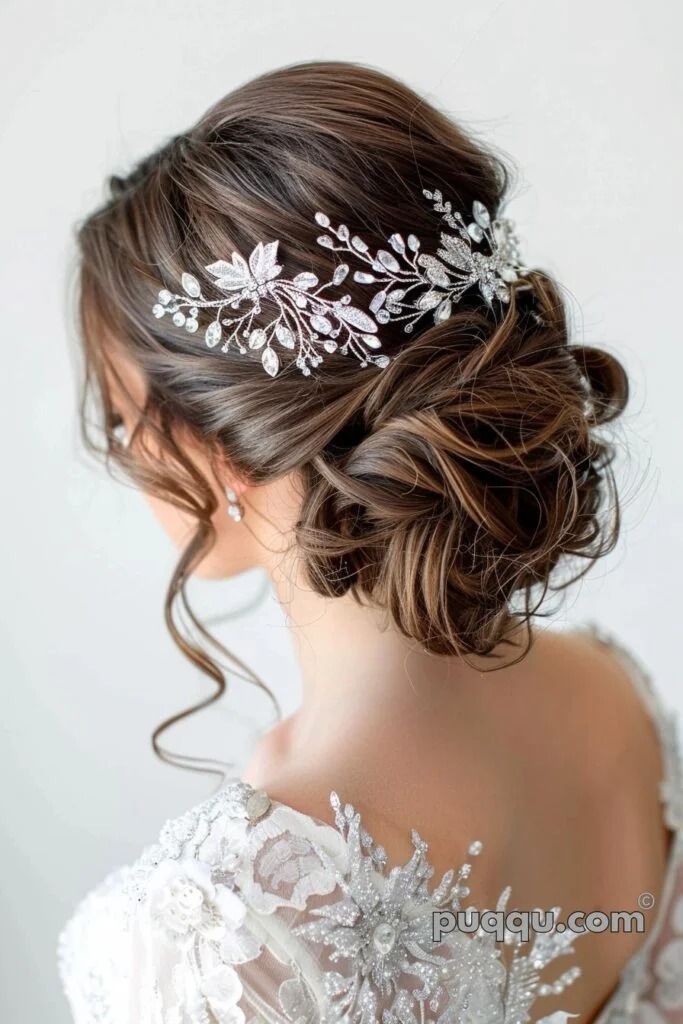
207,439,249,501
221,477,248,501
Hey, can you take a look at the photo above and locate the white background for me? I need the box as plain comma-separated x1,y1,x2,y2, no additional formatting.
1,1,681,1019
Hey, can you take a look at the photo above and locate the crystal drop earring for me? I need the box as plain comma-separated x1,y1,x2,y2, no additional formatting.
225,486,244,522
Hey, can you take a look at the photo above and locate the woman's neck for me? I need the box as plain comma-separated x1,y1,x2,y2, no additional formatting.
269,558,528,759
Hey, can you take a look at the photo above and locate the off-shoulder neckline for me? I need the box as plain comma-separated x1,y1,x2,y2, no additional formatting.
226,622,683,1024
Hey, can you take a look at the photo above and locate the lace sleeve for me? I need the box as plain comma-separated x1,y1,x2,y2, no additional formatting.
633,858,683,1022
57,784,322,1024
57,865,134,1024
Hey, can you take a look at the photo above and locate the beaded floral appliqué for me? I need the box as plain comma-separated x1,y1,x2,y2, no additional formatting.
292,792,581,1024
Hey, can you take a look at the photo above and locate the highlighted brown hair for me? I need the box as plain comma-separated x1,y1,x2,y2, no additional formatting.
75,61,628,772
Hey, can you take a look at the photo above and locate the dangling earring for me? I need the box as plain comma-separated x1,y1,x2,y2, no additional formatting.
225,486,244,522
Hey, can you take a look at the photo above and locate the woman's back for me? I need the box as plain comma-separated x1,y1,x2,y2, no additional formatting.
243,624,674,1020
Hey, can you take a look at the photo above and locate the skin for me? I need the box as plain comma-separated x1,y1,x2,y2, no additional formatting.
109,345,670,1022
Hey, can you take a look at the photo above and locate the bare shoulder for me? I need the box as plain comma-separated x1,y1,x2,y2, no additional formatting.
530,627,662,760
530,626,669,875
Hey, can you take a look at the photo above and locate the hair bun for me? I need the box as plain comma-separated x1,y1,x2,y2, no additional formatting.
298,276,628,656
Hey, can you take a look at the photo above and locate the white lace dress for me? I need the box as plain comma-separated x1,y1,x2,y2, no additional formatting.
57,626,683,1024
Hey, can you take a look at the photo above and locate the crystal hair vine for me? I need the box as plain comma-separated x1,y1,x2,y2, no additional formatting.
151,189,526,377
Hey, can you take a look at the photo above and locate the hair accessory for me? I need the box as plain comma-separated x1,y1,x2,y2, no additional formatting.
152,241,387,378
151,189,525,376
314,189,525,335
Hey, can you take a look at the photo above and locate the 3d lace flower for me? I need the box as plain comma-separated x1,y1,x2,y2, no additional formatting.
150,189,526,377
143,858,252,1024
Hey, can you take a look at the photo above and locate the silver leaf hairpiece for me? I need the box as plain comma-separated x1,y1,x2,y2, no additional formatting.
315,189,525,334
151,189,525,376
151,240,387,377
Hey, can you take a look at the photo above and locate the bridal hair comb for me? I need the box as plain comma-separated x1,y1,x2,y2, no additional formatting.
151,189,526,377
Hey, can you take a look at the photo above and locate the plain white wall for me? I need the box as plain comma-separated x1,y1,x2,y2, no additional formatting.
1,1,681,1019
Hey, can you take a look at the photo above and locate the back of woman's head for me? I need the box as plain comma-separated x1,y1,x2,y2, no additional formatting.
78,60,628,664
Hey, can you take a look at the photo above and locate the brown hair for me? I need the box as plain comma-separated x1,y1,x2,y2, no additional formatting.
75,61,628,770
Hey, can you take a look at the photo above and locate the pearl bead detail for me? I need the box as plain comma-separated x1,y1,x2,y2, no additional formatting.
245,789,271,823
372,922,397,955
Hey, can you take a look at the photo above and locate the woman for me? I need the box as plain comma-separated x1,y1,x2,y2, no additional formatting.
58,61,683,1022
